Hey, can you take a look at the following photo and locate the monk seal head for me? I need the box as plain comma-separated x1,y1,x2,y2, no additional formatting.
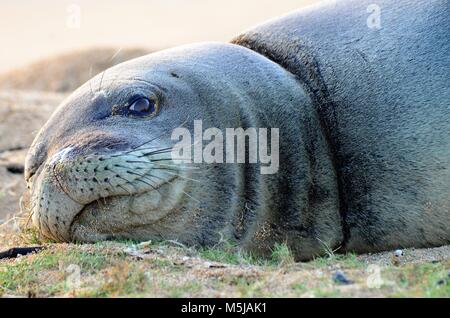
23,48,198,243
22,42,309,249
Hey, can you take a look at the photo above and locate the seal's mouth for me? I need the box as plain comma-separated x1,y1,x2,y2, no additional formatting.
25,145,189,242
68,176,181,242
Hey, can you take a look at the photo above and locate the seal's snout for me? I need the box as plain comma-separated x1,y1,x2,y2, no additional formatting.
30,156,84,242
28,137,184,242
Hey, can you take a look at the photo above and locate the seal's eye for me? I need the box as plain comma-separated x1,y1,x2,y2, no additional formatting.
128,97,157,117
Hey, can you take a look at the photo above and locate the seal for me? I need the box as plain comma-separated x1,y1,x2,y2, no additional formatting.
22,0,449,260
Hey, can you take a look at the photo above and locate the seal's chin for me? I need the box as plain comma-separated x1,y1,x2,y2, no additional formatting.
69,177,186,242
28,174,186,242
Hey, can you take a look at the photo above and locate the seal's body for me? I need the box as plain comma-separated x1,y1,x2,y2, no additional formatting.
233,0,450,255
23,0,449,260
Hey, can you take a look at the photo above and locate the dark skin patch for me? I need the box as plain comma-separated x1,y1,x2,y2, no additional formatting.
0,247,44,260
6,164,24,174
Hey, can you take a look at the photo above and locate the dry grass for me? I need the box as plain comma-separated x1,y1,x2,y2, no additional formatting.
0,215,448,298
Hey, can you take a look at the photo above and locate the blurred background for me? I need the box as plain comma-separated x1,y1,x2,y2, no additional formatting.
0,0,320,73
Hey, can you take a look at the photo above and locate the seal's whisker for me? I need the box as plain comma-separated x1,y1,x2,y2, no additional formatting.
102,64,123,92
110,169,158,195
126,115,191,153
21,197,36,215
147,158,177,162
98,69,107,93
124,169,160,181
20,198,38,228
126,146,172,153
110,167,183,198
113,159,201,176
126,177,144,194
154,162,199,170
139,147,174,157
125,172,163,196
111,163,135,170
125,160,200,170
123,160,155,164
106,180,120,194
135,178,162,196
125,160,200,171
136,176,161,194
125,170,146,177
112,138,170,157
111,173,134,186
118,146,175,157
129,77,155,86
0,215,24,230
150,168,201,183
109,47,123,62
180,189,200,204
26,209,35,228
40,218,51,241
127,141,199,155
150,165,199,175
117,184,132,195
146,174,201,204
139,150,174,158
108,72,121,90
88,65,94,97
127,127,177,153
113,166,197,190
140,174,165,188
144,164,185,174
106,172,136,195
